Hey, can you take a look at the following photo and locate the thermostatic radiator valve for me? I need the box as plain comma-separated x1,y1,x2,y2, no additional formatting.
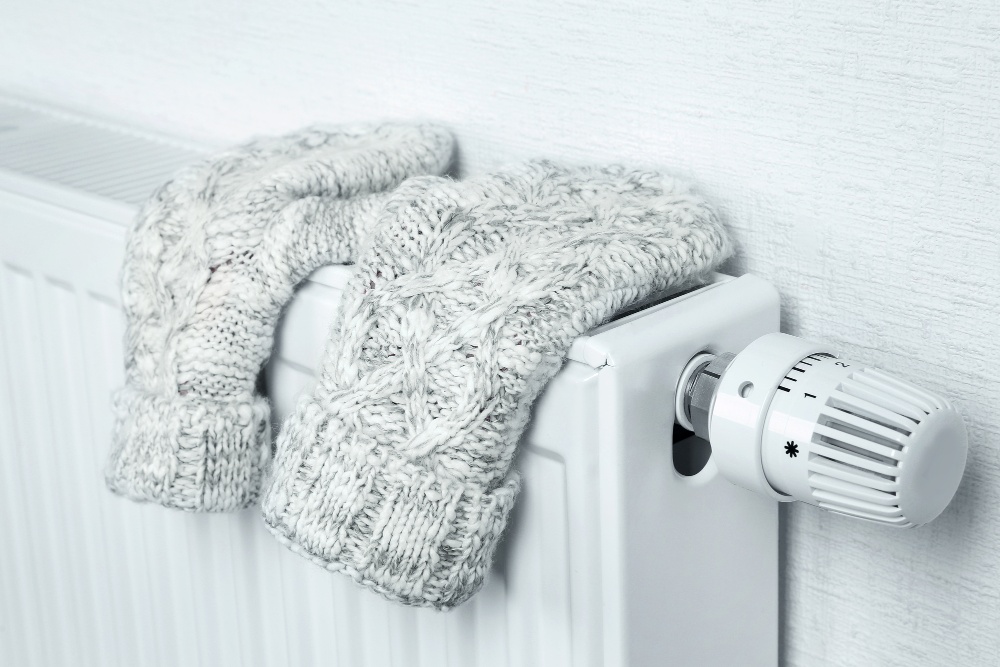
675,333,968,527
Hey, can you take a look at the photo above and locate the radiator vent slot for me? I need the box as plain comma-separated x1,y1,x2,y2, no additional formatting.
0,100,203,207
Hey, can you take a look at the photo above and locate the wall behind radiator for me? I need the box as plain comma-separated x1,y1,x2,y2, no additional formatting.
2,1,998,664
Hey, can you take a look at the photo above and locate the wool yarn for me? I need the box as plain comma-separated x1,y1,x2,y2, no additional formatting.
106,124,454,511
261,161,731,607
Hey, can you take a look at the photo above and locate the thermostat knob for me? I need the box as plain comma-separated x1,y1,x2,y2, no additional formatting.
678,333,968,527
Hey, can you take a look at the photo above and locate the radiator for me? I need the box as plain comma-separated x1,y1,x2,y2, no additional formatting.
0,98,778,667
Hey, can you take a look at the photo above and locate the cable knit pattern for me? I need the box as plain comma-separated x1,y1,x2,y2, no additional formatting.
261,161,732,607
106,124,454,512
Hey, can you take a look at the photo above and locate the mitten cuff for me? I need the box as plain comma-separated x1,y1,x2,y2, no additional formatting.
261,412,519,609
106,387,271,512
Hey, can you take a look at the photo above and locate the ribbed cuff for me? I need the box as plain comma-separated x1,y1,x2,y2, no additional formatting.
106,387,271,512
261,404,519,609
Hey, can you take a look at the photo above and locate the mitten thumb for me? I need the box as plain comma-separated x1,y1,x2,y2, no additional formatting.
278,191,391,283
260,123,453,282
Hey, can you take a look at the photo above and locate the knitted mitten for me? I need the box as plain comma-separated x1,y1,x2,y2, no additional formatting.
261,161,731,607
106,124,454,512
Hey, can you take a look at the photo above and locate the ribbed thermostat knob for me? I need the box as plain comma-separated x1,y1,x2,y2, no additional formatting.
677,333,968,527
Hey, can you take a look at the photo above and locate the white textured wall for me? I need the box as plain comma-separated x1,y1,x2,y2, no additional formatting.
3,1,999,664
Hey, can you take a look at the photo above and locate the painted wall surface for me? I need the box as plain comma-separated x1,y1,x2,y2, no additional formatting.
2,1,998,664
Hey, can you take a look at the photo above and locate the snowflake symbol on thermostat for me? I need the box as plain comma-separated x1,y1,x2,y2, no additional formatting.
785,441,799,458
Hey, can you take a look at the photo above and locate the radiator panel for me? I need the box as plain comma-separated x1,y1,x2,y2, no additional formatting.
0,97,779,667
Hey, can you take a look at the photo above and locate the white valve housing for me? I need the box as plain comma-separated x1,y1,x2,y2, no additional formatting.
679,333,968,527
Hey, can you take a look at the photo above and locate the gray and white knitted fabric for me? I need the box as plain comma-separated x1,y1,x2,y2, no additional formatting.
261,161,731,607
106,124,454,511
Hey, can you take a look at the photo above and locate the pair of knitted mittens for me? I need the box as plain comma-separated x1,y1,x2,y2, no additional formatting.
107,125,731,608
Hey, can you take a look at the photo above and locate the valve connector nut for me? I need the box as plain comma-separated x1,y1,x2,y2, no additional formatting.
688,352,735,441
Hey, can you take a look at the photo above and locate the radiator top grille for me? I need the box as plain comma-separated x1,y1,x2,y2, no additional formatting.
0,100,203,208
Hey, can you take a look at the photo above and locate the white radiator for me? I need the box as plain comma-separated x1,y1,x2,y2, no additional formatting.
0,98,779,666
